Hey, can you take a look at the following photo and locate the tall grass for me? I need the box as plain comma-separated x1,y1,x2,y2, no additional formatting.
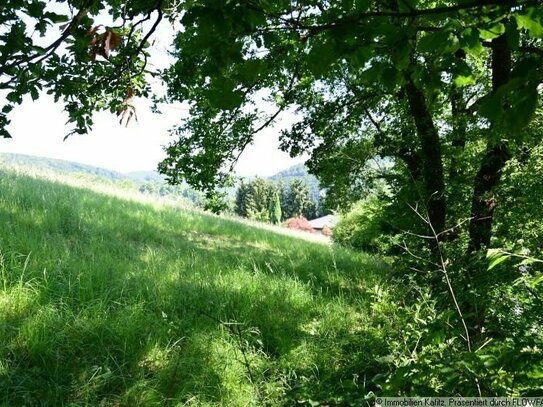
0,169,390,406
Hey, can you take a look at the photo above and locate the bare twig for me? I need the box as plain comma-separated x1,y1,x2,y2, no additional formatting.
405,203,482,396
227,51,303,173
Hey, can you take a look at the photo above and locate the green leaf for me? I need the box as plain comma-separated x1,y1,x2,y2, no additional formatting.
505,24,520,50
30,87,39,101
516,9,543,38
0,128,12,138
237,59,263,84
488,255,510,270
2,104,14,114
242,8,266,30
460,27,484,55
487,249,511,270
355,0,371,11
478,94,502,123
27,1,45,18
504,86,538,132
44,12,70,24
306,39,338,77
6,91,22,104
346,46,372,68
206,80,244,111
453,74,476,87
529,274,543,288
361,63,385,85
479,23,505,40
486,248,503,259
417,30,454,54
512,55,541,78
480,355,499,368
381,66,399,91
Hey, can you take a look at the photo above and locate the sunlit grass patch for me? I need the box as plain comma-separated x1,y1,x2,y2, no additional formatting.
0,169,390,405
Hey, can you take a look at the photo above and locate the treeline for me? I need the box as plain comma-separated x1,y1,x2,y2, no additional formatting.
269,163,321,203
138,181,203,205
234,178,323,223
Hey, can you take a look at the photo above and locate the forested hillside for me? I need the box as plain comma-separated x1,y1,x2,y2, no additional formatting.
0,153,205,206
0,154,322,219
269,163,321,203
0,153,127,181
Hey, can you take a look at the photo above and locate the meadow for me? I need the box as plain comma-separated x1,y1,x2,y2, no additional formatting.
0,169,392,406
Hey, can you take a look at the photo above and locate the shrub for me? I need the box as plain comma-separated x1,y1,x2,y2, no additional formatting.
321,225,333,237
285,216,314,233
333,196,388,252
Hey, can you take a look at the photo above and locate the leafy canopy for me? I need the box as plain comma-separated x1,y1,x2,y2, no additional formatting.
1,1,542,201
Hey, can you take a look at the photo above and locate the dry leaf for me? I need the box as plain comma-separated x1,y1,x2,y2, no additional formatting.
104,30,122,52
87,26,122,61
86,25,102,37
117,87,138,127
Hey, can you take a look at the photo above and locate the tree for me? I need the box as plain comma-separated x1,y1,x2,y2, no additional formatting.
234,180,250,218
283,179,314,220
269,190,282,224
234,177,276,221
1,1,542,251
153,0,542,255
235,177,317,222
0,1,158,138
246,178,272,221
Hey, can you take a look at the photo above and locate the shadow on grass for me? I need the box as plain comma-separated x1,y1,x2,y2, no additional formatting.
0,174,389,405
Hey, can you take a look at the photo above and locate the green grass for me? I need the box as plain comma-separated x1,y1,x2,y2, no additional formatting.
0,170,391,406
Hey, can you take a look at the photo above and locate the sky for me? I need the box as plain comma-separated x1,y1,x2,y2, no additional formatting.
0,4,307,177
0,93,305,176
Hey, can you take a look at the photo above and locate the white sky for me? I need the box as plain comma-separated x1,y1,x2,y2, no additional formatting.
0,94,305,176
0,5,307,177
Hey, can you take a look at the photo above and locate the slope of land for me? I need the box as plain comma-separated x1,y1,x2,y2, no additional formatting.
0,169,391,405
0,153,128,181
0,153,320,205
0,153,205,207
126,170,166,182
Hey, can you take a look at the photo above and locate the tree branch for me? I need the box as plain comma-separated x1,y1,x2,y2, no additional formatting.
283,0,540,35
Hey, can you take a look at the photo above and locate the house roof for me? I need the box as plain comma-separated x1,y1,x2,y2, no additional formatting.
308,215,337,229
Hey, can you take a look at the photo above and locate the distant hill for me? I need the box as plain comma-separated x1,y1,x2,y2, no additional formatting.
126,170,165,182
0,154,164,184
0,153,321,204
269,163,311,180
0,153,202,206
0,153,129,181
269,163,321,203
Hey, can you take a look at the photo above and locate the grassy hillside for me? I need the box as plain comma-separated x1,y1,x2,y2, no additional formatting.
0,153,205,207
0,170,391,406
0,154,319,208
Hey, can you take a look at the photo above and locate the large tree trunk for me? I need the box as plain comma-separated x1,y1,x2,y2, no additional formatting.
405,80,447,234
398,147,422,181
468,34,511,252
